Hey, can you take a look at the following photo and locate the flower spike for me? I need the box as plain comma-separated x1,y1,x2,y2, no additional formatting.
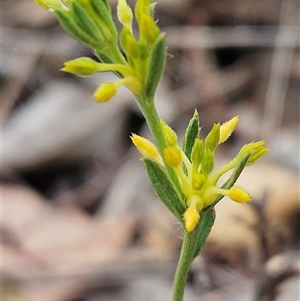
33,0,269,298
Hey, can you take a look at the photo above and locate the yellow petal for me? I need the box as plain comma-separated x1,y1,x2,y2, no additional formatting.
237,140,269,164
219,116,239,144
160,119,178,147
117,0,133,28
228,186,251,203
61,57,99,76
164,147,181,168
131,134,163,164
183,206,200,233
94,82,117,103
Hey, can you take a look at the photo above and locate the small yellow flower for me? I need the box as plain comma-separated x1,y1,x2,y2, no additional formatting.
94,82,117,103
219,116,239,144
227,186,251,203
164,147,182,168
183,195,204,233
131,134,163,165
117,0,133,29
160,119,178,147
62,59,135,78
61,57,100,76
93,76,143,103
153,116,268,232
183,206,199,233
238,141,269,164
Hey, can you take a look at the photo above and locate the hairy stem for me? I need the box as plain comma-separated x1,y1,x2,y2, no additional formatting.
172,232,196,301
137,96,179,186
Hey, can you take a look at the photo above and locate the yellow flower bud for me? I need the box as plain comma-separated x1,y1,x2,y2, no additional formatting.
160,119,178,147
219,116,239,144
117,0,133,28
164,147,181,168
139,13,160,45
131,134,163,165
61,57,100,76
135,0,151,23
228,186,251,203
248,147,270,164
183,205,200,233
94,82,117,102
238,140,269,164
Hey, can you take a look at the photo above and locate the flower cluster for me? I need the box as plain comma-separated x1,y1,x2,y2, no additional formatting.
33,1,270,298
34,0,269,235
132,112,269,232
35,0,166,102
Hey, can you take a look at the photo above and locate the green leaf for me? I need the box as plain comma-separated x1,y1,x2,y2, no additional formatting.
91,0,110,11
204,123,220,151
71,2,105,45
143,158,185,221
201,149,214,176
144,33,166,99
95,52,113,64
183,110,200,160
193,208,215,259
55,10,99,49
90,0,117,38
191,139,204,172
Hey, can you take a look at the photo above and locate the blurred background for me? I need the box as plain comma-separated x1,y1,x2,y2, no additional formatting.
1,0,299,300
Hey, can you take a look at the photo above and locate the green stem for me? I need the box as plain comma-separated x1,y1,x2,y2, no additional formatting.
136,96,202,300
208,159,236,186
172,232,197,301
138,98,166,152
137,96,179,186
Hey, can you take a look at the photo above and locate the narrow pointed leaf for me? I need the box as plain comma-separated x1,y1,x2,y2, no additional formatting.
143,158,185,221
193,208,215,259
183,110,200,160
90,0,118,38
145,33,166,98
71,2,105,44
56,10,99,49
